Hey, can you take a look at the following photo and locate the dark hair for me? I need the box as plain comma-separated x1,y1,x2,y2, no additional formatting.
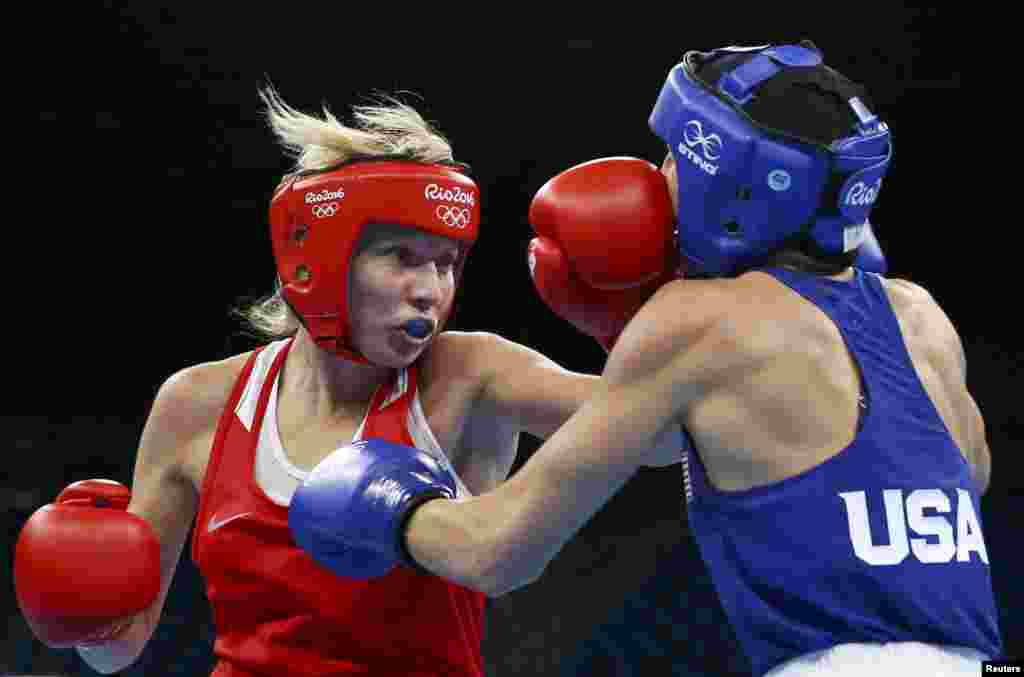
762,237,859,275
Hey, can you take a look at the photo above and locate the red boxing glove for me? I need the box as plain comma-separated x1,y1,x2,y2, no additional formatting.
14,479,161,648
528,157,680,351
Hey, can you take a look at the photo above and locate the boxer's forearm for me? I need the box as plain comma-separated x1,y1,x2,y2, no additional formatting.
405,320,690,595
405,408,651,596
404,498,524,596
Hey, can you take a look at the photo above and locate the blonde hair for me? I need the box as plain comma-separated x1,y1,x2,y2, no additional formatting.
237,86,460,340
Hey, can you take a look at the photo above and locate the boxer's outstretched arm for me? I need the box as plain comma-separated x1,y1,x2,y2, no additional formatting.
469,331,599,441
406,280,739,595
77,358,241,673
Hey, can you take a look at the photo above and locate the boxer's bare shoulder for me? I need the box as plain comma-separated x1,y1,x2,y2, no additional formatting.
608,277,771,416
159,353,254,429
617,276,778,376
881,278,989,489
143,351,254,495
882,278,958,362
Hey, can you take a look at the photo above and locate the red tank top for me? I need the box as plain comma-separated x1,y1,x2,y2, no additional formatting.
192,341,486,677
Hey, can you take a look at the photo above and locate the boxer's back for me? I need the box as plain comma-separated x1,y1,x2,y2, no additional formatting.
679,266,1002,675
686,268,985,493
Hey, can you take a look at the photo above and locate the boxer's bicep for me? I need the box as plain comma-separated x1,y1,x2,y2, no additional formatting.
474,331,599,440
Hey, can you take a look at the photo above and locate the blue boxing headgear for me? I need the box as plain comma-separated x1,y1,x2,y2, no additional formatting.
649,41,892,277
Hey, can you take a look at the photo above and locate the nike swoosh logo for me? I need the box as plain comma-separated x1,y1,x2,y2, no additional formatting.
207,512,254,534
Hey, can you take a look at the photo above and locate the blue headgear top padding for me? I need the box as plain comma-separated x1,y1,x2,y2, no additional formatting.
649,42,892,277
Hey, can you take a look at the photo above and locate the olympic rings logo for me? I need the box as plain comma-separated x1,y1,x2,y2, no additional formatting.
312,202,338,219
436,205,471,229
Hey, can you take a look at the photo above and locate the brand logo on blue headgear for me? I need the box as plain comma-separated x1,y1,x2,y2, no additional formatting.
678,120,722,176
683,121,722,160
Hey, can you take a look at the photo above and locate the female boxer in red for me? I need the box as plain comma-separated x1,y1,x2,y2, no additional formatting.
13,88,676,676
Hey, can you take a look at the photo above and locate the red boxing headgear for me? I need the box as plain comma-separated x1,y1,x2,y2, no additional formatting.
270,159,480,362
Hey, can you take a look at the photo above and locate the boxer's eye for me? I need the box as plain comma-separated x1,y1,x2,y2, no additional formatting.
373,244,404,262
395,247,419,266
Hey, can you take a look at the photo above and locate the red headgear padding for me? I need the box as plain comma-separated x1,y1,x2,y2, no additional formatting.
270,160,480,362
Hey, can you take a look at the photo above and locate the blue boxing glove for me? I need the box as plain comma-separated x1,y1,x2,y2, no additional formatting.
288,439,457,580
854,222,887,275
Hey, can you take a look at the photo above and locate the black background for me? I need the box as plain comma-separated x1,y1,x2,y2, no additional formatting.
7,6,1017,676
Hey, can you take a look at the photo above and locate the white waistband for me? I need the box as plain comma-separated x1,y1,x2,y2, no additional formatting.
765,642,990,677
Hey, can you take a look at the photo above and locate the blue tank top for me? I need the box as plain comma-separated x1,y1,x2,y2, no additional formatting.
681,267,1002,676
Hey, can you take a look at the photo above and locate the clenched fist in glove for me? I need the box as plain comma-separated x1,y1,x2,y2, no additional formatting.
289,438,458,580
528,157,682,351
14,479,160,647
